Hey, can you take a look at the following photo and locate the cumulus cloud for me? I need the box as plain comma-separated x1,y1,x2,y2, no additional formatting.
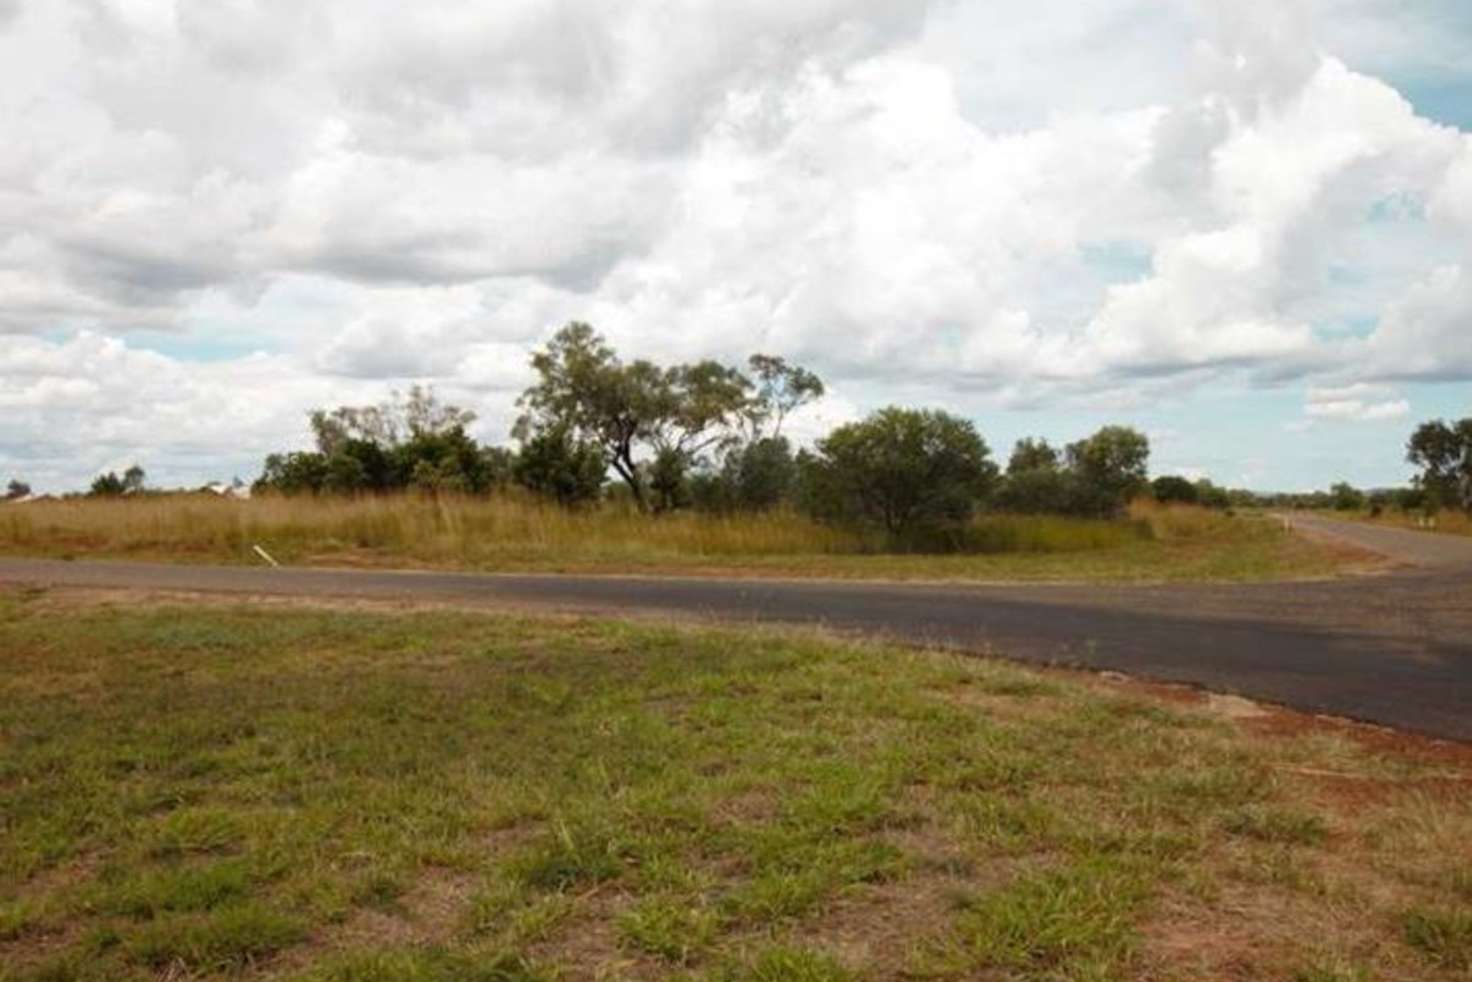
1304,382,1411,421
1,0,1471,490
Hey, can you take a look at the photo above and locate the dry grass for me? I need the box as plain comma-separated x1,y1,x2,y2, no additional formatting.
0,494,1350,582
1363,509,1472,538
0,493,855,561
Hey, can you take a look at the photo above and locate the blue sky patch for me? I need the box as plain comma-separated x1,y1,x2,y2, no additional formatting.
1078,241,1153,285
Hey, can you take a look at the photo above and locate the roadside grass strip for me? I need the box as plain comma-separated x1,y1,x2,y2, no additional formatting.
0,495,1351,583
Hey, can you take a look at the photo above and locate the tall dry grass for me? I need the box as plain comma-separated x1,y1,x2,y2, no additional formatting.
0,493,1185,568
1128,498,1247,539
1369,508,1472,538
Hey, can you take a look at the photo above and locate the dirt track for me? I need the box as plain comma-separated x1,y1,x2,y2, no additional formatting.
2,515,1469,740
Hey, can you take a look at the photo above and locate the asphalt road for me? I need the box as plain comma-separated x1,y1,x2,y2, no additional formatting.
2,515,1470,740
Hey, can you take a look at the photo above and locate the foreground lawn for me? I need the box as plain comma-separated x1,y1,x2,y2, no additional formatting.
0,496,1360,583
3,593,1468,980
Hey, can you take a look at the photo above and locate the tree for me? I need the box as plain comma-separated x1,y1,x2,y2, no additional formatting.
332,439,396,492
401,384,478,440
729,436,798,511
515,323,753,510
1393,485,1427,513
994,469,1072,514
1329,481,1366,512
90,472,126,497
994,438,1069,514
1407,418,1472,513
309,385,476,456
746,354,824,439
4,479,30,501
1194,479,1231,510
513,426,606,507
89,465,145,497
480,446,516,489
800,407,998,545
516,324,654,508
1151,475,1199,505
1007,438,1060,475
257,456,329,494
649,447,692,513
324,451,369,494
690,437,801,514
263,387,486,496
393,427,491,494
254,452,329,495
1064,426,1150,517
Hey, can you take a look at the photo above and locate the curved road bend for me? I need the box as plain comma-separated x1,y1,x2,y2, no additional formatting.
1,515,1470,740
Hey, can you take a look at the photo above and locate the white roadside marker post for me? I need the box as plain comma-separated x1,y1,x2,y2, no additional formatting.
252,544,281,568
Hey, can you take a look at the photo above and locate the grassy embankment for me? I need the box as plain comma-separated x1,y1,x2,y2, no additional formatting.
2,592,1470,980
0,496,1357,582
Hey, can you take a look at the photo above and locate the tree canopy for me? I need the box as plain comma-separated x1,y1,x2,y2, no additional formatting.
1407,418,1472,513
90,465,145,497
801,407,998,544
515,322,821,511
238,324,1187,536
309,385,477,456
1064,426,1151,517
1151,475,1199,505
745,354,825,439
257,387,492,496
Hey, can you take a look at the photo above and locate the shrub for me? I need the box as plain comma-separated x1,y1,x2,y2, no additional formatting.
799,407,998,547
1064,427,1150,518
1151,476,1199,505
513,427,606,507
995,468,1074,515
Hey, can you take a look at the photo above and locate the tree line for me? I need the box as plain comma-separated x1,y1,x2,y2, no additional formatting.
250,323,1159,546
18,323,1464,531
1256,419,1471,516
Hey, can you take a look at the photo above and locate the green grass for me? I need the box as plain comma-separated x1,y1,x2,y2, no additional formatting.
0,494,1352,583
1403,908,1472,971
925,856,1151,975
2,589,1468,979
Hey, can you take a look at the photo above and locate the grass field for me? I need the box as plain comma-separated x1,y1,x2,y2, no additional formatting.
0,495,1358,583
3,590,1470,980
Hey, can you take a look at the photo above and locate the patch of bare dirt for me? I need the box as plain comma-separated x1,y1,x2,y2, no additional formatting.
1068,661,1472,765
1139,874,1438,982
798,874,961,976
1290,530,1404,577
1205,694,1271,720
280,867,483,975
403,868,480,942
329,905,424,949
523,890,651,981
0,855,106,970
711,787,782,826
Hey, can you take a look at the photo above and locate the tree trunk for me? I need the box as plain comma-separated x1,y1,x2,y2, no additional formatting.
611,453,647,511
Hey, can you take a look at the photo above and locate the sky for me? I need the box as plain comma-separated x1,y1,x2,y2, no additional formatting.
2,0,1471,493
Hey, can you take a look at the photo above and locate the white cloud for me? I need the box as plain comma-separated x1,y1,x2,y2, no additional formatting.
1,0,1470,490
1304,382,1411,421
1359,264,1472,380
